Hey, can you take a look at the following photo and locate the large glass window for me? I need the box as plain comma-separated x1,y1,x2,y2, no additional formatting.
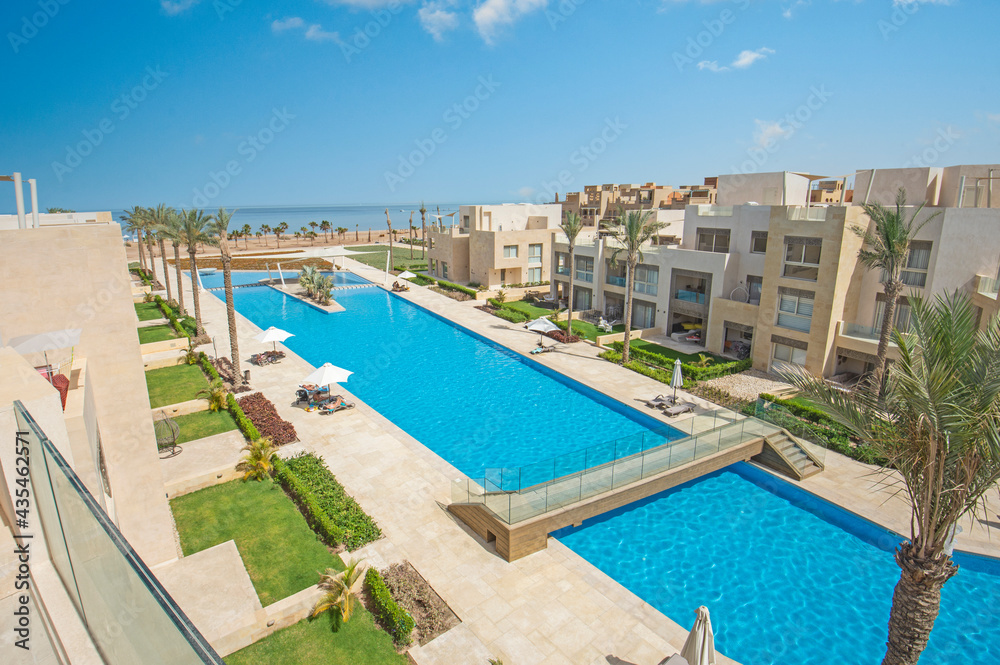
783,240,822,280
632,299,656,329
750,232,768,254
747,275,763,305
528,243,543,264
773,343,807,367
634,265,658,296
575,256,594,282
527,267,542,283
555,252,570,275
874,297,912,333
777,292,814,332
503,245,519,259
697,228,730,253
901,241,931,288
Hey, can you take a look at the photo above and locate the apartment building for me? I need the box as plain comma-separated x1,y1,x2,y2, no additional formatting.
426,203,563,288
552,166,1000,381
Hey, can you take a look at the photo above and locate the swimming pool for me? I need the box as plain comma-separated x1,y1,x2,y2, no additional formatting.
194,269,368,290
211,272,680,480
553,463,1000,665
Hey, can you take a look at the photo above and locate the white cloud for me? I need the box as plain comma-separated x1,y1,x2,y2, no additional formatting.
697,61,728,73
272,17,305,32
987,113,1000,124
754,119,791,149
305,24,341,42
473,0,547,45
732,47,774,69
518,186,536,199
419,2,461,41
161,0,199,16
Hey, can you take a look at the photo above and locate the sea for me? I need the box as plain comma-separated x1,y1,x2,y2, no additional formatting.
113,203,465,239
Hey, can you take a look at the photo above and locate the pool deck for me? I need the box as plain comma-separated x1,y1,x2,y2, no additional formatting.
174,264,999,665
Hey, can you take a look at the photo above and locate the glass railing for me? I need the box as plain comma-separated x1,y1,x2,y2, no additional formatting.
787,207,828,221
575,270,593,282
14,402,223,665
451,410,781,524
978,275,1000,298
606,275,626,287
840,322,881,341
555,266,570,276
674,289,707,305
635,282,658,296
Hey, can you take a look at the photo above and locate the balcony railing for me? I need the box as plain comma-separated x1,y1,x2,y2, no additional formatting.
978,275,1000,299
606,275,626,287
674,289,707,305
635,282,658,296
555,266,570,276
840,322,881,340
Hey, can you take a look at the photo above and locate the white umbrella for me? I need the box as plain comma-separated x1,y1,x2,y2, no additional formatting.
254,326,294,352
8,328,82,382
302,362,352,394
526,317,560,346
398,270,417,280
680,606,716,665
671,358,684,402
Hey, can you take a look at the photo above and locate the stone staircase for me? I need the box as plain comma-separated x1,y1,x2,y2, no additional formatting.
754,430,824,480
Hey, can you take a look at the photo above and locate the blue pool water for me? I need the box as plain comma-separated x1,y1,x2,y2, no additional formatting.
195,270,368,290
553,463,1000,665
214,272,676,480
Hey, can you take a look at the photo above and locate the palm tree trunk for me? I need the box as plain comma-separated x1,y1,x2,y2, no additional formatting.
566,246,575,338
136,230,147,272
159,238,172,302
146,236,159,284
221,253,240,375
188,249,206,337
622,262,635,364
172,243,185,313
875,280,903,389
881,543,957,665
421,216,426,259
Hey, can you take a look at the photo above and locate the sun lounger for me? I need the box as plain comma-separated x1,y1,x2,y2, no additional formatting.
598,318,613,333
663,402,695,417
319,396,355,414
530,346,554,355
644,394,675,409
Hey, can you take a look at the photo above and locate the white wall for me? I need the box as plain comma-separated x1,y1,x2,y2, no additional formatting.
467,204,562,232
716,172,812,206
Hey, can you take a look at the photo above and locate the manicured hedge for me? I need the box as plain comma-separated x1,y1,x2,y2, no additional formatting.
133,267,152,286
409,275,435,286
154,295,191,339
283,453,382,550
435,280,477,297
608,342,751,381
365,567,414,646
272,457,346,548
599,350,694,389
226,393,260,441
493,308,528,324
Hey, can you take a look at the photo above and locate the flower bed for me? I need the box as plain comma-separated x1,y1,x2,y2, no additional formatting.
379,562,459,647
365,568,414,647
236,392,297,445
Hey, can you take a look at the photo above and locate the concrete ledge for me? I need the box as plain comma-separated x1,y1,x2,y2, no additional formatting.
138,317,169,328
153,398,209,418
213,586,324,657
161,430,246,498
141,337,188,355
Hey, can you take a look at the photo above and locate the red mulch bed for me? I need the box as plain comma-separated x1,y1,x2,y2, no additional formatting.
236,392,298,445
546,330,581,343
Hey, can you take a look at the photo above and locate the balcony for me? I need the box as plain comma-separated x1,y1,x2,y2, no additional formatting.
786,207,828,222
977,275,999,300
674,289,707,305
555,266,570,276
606,275,626,287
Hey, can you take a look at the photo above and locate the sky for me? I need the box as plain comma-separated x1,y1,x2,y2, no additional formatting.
1,0,998,212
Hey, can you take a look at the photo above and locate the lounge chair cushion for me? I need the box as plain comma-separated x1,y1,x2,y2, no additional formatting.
663,402,695,417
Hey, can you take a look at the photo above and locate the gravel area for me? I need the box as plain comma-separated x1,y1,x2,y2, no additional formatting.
702,369,794,402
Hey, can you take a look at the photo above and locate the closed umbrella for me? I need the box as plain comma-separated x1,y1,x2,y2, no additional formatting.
254,326,294,352
671,358,684,402
302,362,352,395
680,606,716,665
526,317,560,347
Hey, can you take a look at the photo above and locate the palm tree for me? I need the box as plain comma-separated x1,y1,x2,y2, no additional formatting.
355,223,359,242
275,222,288,248
260,224,271,247
603,208,665,364
559,211,585,337
407,211,416,259
320,220,331,242
419,201,427,259
781,292,1000,665
385,209,394,272
855,188,940,388
337,226,348,244
311,559,367,623
309,221,319,241
177,208,215,338
299,265,319,297
159,211,188,314
236,437,276,481
255,231,263,245
121,206,149,273
210,208,241,371
151,204,176,302
241,224,252,249
137,206,160,286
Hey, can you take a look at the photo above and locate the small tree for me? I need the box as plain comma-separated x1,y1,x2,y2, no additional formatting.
236,437,276,481
311,559,367,623
197,379,227,412
559,211,585,336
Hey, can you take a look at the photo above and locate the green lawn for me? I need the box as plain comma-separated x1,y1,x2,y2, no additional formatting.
502,299,551,320
500,300,627,341
145,364,209,408
170,409,239,444
225,611,405,665
629,339,726,364
138,324,179,344
135,302,164,321
350,245,428,271
171,480,343,606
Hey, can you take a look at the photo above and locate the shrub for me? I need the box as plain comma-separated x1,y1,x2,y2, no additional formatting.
236,437,276,481
493,308,528,324
435,280,477,297
272,457,346,547
178,315,198,336
409,275,435,286
236,392,298,445
365,567,414,646
283,453,382,550
197,352,222,382
608,342,751,381
494,289,507,305
198,379,227,412
226,393,260,441
599,350,694,389
154,295,190,339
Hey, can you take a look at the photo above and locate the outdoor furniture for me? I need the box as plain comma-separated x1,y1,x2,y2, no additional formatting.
153,411,180,457
319,396,355,414
645,394,675,409
529,346,554,355
598,318,613,333
663,402,696,417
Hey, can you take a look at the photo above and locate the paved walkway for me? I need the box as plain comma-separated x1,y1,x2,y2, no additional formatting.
175,262,998,665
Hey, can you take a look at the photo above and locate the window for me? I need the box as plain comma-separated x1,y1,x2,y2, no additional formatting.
631,300,656,329
747,275,763,305
503,245,518,259
697,228,730,253
527,267,542,283
634,265,658,296
777,292,814,333
783,240,821,280
773,343,807,367
528,243,543,264
575,256,594,282
874,297,912,333
901,241,931,288
441,262,448,279
463,214,470,227
574,287,592,310
750,232,768,254
555,252,570,275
